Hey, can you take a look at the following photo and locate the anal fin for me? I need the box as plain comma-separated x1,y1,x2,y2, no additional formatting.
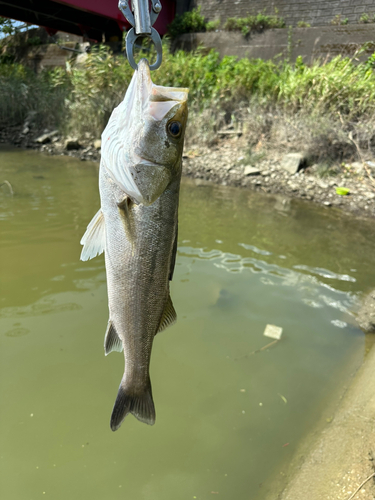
80,209,105,261
156,294,177,334
104,321,123,355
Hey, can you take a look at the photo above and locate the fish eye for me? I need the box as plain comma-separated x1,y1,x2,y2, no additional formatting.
167,121,182,138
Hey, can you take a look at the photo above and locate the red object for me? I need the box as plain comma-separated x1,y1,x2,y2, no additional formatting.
54,0,175,35
0,0,176,42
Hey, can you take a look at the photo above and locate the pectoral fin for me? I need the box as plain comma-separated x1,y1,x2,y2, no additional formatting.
156,294,177,334
80,209,105,261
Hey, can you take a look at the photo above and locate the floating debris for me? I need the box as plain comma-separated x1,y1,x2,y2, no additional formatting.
278,393,287,404
0,180,14,196
264,324,283,340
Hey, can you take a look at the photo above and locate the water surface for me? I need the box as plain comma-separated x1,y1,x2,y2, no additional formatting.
1,145,374,499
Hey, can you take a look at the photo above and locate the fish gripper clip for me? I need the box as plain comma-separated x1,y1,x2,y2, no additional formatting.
118,0,163,71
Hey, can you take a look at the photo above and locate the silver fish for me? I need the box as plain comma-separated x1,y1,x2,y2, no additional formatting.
80,59,188,431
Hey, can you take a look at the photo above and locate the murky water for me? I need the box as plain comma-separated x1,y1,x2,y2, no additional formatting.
1,145,374,500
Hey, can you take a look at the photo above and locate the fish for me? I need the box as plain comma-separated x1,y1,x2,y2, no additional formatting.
80,59,188,431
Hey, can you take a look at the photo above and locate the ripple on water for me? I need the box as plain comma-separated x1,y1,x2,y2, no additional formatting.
293,264,356,282
178,245,356,316
5,327,30,337
0,298,82,318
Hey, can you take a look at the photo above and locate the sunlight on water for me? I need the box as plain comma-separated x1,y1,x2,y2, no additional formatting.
1,146,374,500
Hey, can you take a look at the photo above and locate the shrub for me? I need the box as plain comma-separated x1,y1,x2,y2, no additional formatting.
167,7,206,40
359,13,375,24
206,19,220,32
331,15,348,26
297,21,311,28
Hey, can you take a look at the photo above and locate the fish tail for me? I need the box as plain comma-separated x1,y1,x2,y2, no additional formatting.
110,377,156,431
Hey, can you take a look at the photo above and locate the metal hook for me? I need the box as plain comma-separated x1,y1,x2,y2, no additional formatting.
126,27,162,71
119,0,163,71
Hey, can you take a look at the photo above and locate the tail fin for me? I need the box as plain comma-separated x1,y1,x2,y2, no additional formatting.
110,378,156,431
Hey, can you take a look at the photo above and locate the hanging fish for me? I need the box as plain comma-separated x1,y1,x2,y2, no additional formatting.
80,59,188,431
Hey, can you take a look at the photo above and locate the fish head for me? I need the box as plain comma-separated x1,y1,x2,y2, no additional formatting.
101,59,189,206
134,61,188,168
130,60,188,204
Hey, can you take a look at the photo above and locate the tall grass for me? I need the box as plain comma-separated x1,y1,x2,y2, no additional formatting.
0,44,375,141
0,63,68,127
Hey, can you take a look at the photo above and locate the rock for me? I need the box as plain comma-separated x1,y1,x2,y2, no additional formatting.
287,181,299,191
317,181,329,189
365,192,375,200
323,201,332,206
35,130,59,144
357,290,375,333
280,153,305,174
64,138,81,150
22,126,30,135
351,161,363,173
94,139,101,150
243,166,260,176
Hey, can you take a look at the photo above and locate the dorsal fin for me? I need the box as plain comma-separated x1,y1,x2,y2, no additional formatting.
156,295,177,334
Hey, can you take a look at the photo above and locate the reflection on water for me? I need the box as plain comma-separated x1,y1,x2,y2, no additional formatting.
0,145,374,500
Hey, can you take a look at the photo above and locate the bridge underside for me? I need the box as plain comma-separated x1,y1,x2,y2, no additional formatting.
0,0,128,41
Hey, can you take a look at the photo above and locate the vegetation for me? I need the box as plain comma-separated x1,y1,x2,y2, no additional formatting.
359,13,375,24
1,44,375,161
0,17,17,36
167,8,285,39
330,15,348,26
297,21,311,28
206,19,221,32
167,7,206,39
224,13,285,36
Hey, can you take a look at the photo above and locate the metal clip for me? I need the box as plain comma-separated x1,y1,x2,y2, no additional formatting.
118,0,163,71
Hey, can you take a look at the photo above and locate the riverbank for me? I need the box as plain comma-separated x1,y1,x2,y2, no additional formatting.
1,123,374,220
268,338,375,500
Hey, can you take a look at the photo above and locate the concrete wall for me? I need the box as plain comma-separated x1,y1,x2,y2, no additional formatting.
174,24,375,63
189,0,375,27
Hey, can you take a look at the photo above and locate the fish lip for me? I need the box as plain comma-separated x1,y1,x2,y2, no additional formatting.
138,58,189,104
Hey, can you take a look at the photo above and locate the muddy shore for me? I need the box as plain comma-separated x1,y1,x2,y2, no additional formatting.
1,124,374,220
268,341,375,500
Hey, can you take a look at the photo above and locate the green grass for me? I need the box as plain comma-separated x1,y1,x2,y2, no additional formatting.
1,44,375,146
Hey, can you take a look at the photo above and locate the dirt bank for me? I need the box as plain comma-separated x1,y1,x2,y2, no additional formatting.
268,341,375,500
1,124,374,220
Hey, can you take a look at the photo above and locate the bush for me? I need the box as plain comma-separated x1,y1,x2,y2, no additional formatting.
359,13,375,24
167,7,206,40
206,19,220,32
297,21,311,28
330,15,348,26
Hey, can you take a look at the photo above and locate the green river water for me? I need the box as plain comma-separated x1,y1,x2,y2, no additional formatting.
0,145,374,500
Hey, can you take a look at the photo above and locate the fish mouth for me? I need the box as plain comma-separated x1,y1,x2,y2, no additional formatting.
137,58,189,107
